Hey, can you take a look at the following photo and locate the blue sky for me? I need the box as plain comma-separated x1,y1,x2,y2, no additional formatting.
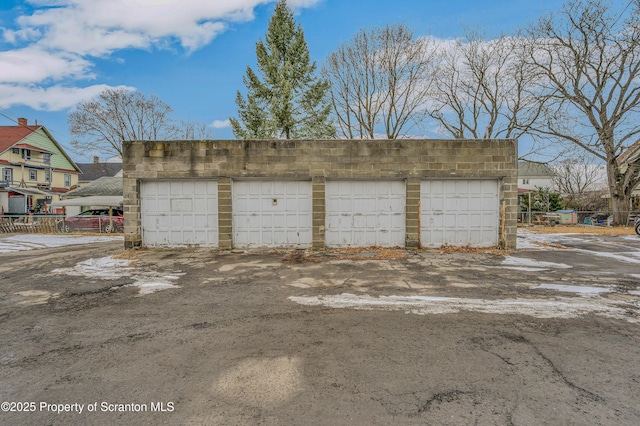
0,0,568,162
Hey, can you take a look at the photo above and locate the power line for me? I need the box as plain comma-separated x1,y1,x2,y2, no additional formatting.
614,0,635,27
0,110,46,143
0,109,21,124
0,108,71,142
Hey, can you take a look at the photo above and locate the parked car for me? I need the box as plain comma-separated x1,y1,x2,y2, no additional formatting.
635,217,640,236
57,208,124,233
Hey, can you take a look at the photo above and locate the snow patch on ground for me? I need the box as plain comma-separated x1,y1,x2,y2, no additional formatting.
53,257,134,279
289,293,639,323
133,281,181,295
517,229,640,264
516,230,560,249
0,234,122,253
501,256,572,269
531,283,611,294
52,256,183,296
575,249,640,265
516,229,584,249
499,266,548,272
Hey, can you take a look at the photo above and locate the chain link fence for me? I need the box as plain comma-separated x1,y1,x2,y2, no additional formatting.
518,210,639,226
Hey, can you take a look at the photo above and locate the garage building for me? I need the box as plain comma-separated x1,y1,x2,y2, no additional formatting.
123,139,517,249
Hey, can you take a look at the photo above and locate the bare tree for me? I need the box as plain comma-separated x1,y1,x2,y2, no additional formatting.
524,0,640,225
177,119,214,140
552,155,606,209
428,31,546,145
322,23,439,139
68,88,180,157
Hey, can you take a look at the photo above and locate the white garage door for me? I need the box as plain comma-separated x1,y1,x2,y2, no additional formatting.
141,180,218,247
326,180,406,247
232,180,312,248
421,179,499,248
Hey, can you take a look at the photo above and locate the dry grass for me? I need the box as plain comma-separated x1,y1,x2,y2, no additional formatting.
522,225,637,236
282,244,512,262
433,245,508,255
112,249,145,260
333,246,408,260
282,246,408,263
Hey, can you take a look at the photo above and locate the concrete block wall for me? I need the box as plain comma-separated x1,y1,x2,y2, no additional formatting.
406,178,421,249
312,176,326,249
217,178,232,249
123,139,518,249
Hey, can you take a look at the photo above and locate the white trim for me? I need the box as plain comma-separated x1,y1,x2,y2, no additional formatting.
51,196,123,207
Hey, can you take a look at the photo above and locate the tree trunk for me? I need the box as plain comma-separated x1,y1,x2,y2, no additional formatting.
611,193,630,226
607,162,631,226
605,149,631,226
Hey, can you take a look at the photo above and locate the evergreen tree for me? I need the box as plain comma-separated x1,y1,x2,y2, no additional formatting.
230,0,335,139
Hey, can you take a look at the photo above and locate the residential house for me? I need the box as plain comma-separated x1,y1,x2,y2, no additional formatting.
0,118,81,214
517,161,555,191
516,160,556,222
617,140,640,213
51,176,124,218
587,140,640,216
77,157,122,186
58,158,123,217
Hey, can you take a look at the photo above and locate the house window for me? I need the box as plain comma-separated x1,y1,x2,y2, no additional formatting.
29,170,37,181
22,149,31,160
64,174,72,188
522,179,529,185
45,171,51,183
43,153,51,164
2,168,13,184
11,148,19,154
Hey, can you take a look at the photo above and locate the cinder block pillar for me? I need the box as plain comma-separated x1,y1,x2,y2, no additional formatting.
405,178,421,248
124,177,141,249
500,176,518,250
217,177,233,249
312,176,326,249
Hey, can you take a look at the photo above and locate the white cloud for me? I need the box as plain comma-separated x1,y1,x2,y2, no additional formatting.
1,26,42,43
0,84,134,111
0,0,322,110
12,0,322,55
288,0,323,8
0,47,93,84
211,119,231,129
